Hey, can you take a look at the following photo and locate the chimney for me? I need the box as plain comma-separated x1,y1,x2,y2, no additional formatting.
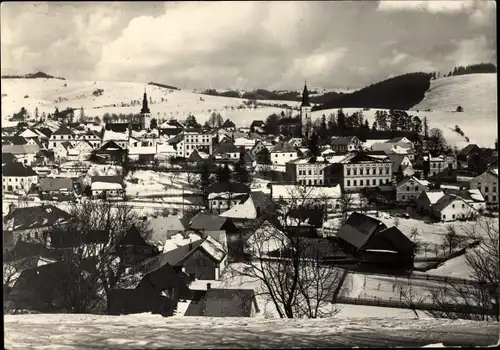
206,283,211,291
188,238,193,251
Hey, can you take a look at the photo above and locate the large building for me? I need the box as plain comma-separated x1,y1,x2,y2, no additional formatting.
469,168,498,205
340,152,393,192
285,156,340,186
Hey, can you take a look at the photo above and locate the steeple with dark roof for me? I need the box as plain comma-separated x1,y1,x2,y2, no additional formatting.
141,88,151,114
301,80,311,107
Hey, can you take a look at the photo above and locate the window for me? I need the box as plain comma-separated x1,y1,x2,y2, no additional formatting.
319,170,323,175
402,195,405,200
493,196,497,202
319,179,323,185
415,186,419,192
372,168,376,175
275,154,278,157
290,154,293,157
442,214,446,220
353,180,357,186
485,187,489,193
452,214,455,219
406,186,410,191
347,180,351,186
385,168,389,175
452,204,455,208
462,204,465,208
360,168,363,175
379,179,383,185
353,169,357,176
360,179,364,186
379,168,383,175
313,179,317,185
308,180,312,185
347,169,351,176
494,187,497,193
307,170,312,175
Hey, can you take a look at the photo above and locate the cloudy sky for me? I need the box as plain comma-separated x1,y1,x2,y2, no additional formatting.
1,1,496,90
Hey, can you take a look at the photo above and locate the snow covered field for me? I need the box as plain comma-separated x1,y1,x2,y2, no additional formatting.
1,78,296,127
4,313,499,348
124,170,195,198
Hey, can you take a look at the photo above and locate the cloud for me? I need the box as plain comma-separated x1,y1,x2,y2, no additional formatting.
1,1,496,90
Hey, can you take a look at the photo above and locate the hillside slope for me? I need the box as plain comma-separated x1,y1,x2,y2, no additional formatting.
5,314,499,348
0,79,299,127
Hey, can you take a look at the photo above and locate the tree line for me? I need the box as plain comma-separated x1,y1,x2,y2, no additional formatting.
442,63,497,78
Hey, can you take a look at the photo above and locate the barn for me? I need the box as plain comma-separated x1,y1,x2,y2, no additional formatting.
334,212,415,271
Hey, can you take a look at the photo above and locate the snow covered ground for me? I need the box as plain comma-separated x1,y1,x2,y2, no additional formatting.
1,78,296,127
4,313,499,348
124,170,195,197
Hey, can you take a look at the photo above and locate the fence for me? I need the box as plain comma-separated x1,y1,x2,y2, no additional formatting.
335,295,498,316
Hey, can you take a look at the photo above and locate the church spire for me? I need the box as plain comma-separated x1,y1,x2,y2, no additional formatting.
301,80,310,107
141,87,150,114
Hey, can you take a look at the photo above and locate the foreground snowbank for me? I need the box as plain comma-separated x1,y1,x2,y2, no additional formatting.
5,314,498,348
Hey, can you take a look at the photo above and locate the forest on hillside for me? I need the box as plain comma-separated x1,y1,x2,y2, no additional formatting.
312,72,433,111
442,63,497,78
1,71,66,80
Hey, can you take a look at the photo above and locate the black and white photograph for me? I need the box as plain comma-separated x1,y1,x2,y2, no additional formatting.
2,1,499,348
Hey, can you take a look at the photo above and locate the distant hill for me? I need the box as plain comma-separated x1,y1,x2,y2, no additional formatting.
201,88,344,103
148,82,180,90
1,71,66,80
313,72,433,111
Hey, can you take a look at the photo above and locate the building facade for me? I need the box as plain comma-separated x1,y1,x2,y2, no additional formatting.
341,153,393,192
469,168,498,205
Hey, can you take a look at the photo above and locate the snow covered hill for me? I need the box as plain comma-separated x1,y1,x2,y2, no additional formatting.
4,313,499,348
1,78,299,127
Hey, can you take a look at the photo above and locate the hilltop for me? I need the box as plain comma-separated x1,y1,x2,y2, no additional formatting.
1,71,65,80
0,78,300,127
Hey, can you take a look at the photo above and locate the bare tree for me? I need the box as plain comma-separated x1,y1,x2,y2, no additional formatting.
424,217,499,321
226,186,344,318
338,192,354,227
442,224,464,255
45,200,152,313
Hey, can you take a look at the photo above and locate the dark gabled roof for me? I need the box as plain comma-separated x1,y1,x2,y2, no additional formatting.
189,212,234,231
388,154,409,172
271,141,296,153
94,140,124,152
334,212,387,249
432,194,470,212
207,181,250,195
248,191,277,213
52,125,75,136
3,135,28,145
362,226,415,257
91,175,123,184
119,225,152,247
386,136,410,143
458,144,480,156
186,288,258,317
221,119,236,128
242,152,254,163
60,141,73,150
331,136,357,146
39,177,73,192
214,141,240,154
105,122,139,133
37,127,53,138
2,162,37,177
2,152,16,164
250,120,265,128
4,205,73,232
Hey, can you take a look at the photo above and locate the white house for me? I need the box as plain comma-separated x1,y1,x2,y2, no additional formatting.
67,140,93,161
432,194,478,222
270,141,300,165
396,176,430,203
331,136,363,153
49,125,76,148
2,162,38,194
91,181,125,199
102,130,129,149
75,129,101,149
234,137,257,151
415,190,445,214
53,141,73,162
1,144,40,166
172,130,216,158
469,168,498,205
371,137,414,153
269,183,342,214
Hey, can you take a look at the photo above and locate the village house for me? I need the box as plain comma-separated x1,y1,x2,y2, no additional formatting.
395,176,430,203
101,129,129,149
141,235,228,281
388,154,414,177
188,212,239,236
39,177,75,201
457,144,481,166
186,149,213,166
234,137,257,151
220,191,276,220
67,140,94,161
331,136,363,153
2,162,38,194
270,141,300,165
171,129,216,158
340,152,393,192
431,194,478,222
53,141,73,163
334,212,415,270
33,149,55,166
469,168,498,205
3,204,73,250
285,156,339,186
443,188,486,213
249,141,271,165
91,141,127,164
114,225,160,267
427,154,457,177
74,129,101,148
221,119,236,132
269,183,342,215
148,216,186,243
1,144,40,166
184,284,259,317
415,190,445,215
250,120,266,134
158,119,184,137
207,181,250,214
49,125,76,148
90,175,125,199
371,136,414,153
213,141,242,160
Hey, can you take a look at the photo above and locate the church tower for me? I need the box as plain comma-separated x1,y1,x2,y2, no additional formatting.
140,88,151,130
300,80,312,138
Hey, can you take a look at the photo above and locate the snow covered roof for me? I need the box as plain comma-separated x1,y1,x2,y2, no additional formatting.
220,196,257,219
425,191,445,204
91,182,123,190
18,129,40,139
149,217,186,243
163,233,202,253
102,130,129,142
270,184,341,200
234,137,256,147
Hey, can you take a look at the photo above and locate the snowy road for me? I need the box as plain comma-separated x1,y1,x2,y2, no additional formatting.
4,314,499,348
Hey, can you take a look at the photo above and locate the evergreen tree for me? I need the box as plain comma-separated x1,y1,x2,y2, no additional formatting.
375,110,388,131
307,132,320,159
337,109,346,136
199,163,212,208
79,106,84,122
150,118,158,129
412,116,422,134
363,119,370,129
319,114,328,140
389,110,399,131
327,113,337,135
34,107,39,121
371,121,378,131
423,117,429,138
